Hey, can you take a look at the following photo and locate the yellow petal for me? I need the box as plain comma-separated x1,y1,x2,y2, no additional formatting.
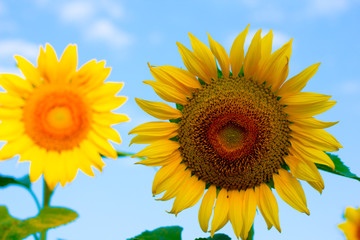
285,154,324,185
230,24,249,77
0,107,22,120
43,43,59,83
92,124,122,144
58,44,77,83
76,61,111,92
177,42,212,83
0,92,25,107
241,188,257,240
152,161,185,195
208,33,230,78
291,125,342,150
277,63,321,97
26,147,46,182
143,80,188,105
149,65,194,97
86,82,124,102
0,74,33,95
60,150,79,184
93,112,130,126
158,65,202,89
198,185,217,233
79,139,105,171
211,189,230,237
189,33,217,79
0,120,24,141
92,96,127,112
273,169,309,215
243,29,262,79
290,139,335,169
135,150,181,167
255,183,281,232
73,147,95,177
156,169,190,201
170,176,205,215
279,92,331,105
132,140,180,158
307,180,324,194
0,135,34,160
135,98,182,120
289,116,339,129
344,207,360,222
255,39,292,87
228,190,244,239
129,121,179,136
14,55,42,86
284,101,336,118
43,151,61,190
258,30,273,69
87,130,117,159
130,133,177,146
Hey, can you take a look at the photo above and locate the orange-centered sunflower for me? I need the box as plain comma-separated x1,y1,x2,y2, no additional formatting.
0,44,129,189
130,25,341,239
339,206,360,240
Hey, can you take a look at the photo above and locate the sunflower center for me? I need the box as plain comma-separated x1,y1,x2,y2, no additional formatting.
178,76,291,190
23,84,91,151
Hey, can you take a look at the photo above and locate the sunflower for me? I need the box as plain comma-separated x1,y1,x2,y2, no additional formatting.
130,25,341,239
339,206,360,240
0,44,129,189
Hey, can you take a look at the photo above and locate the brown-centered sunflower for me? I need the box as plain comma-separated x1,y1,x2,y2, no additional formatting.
0,44,129,190
130,25,341,239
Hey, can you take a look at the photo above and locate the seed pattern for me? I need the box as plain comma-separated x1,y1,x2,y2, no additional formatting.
178,76,291,190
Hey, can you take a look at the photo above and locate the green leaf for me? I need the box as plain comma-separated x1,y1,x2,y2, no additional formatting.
0,206,78,240
0,175,31,189
194,233,232,240
315,153,360,182
128,226,183,240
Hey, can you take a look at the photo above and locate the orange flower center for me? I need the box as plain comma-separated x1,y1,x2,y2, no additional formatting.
23,84,91,151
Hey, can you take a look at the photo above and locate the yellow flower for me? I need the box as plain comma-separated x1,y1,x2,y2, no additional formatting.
130,25,342,239
339,206,360,240
0,44,129,189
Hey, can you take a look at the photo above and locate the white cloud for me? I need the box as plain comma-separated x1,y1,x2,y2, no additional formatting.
85,20,132,48
60,1,95,24
0,40,39,62
307,0,351,16
101,0,125,19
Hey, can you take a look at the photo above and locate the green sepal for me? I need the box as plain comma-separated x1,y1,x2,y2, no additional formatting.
0,175,31,190
0,206,78,240
176,103,184,112
239,66,244,77
169,118,181,124
315,153,360,181
127,226,183,240
217,68,223,79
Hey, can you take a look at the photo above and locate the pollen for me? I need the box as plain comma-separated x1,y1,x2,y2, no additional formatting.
178,76,291,190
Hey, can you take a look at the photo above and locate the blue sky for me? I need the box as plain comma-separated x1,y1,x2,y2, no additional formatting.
0,0,360,239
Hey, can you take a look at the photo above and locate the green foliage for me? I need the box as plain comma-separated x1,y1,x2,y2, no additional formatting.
0,175,31,189
0,206,78,240
128,226,183,240
195,233,231,240
316,153,360,181
176,103,184,112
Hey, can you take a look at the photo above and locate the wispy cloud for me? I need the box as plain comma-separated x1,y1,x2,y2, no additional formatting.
0,40,39,61
85,20,132,48
306,0,354,16
59,1,95,24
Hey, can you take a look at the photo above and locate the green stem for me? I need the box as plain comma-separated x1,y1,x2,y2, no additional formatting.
28,188,41,212
40,180,53,240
